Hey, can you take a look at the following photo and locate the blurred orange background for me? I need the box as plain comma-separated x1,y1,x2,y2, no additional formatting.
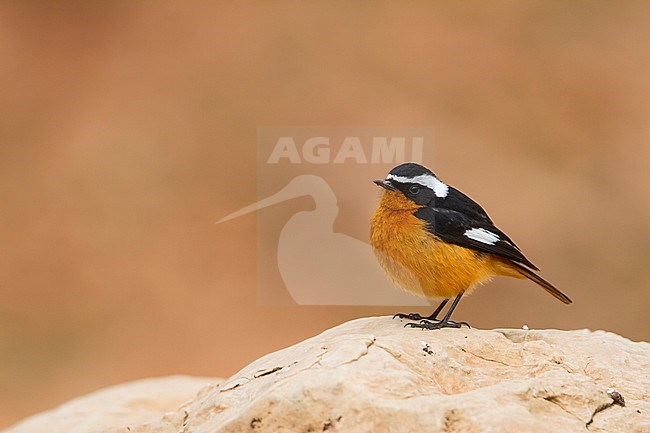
1,1,649,428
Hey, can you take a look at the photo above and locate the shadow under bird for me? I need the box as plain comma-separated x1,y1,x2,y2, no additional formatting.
370,162,572,330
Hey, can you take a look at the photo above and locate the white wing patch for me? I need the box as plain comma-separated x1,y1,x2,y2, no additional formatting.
464,228,500,245
386,173,449,198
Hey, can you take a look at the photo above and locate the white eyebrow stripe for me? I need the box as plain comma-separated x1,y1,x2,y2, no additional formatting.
464,228,500,245
386,174,449,198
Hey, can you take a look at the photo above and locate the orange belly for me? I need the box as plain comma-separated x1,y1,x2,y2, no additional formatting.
370,205,507,299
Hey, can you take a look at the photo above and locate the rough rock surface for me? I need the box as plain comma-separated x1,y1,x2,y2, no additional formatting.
4,317,649,433
3,376,217,433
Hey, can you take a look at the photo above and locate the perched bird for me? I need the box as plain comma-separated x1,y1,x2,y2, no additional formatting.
370,163,571,330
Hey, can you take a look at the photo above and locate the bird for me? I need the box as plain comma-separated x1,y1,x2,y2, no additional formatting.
370,162,572,330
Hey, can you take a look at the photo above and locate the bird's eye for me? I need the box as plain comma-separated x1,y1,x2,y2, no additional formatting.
409,185,420,195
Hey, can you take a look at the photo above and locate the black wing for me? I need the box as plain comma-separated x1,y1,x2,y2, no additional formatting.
437,187,493,223
436,186,522,250
414,206,539,270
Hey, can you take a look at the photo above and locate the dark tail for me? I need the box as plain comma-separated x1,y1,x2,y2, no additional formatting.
512,263,572,304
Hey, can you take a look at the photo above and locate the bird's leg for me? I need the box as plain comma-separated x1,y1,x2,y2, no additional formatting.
393,298,449,322
405,293,470,330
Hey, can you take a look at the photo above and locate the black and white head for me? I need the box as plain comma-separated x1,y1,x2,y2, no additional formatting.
373,163,449,206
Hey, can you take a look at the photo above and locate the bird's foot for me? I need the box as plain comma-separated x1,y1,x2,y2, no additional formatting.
393,312,427,321
404,319,471,330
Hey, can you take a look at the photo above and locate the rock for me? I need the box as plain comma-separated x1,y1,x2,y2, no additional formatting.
3,376,217,433
4,317,649,433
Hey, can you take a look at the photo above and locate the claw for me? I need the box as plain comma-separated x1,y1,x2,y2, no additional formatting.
404,319,469,330
393,313,424,321
404,322,424,329
398,293,468,331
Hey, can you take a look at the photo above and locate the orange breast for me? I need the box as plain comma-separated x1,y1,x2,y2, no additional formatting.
370,196,498,299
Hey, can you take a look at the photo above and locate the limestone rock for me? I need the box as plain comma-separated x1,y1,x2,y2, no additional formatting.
4,317,649,433
4,376,217,433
